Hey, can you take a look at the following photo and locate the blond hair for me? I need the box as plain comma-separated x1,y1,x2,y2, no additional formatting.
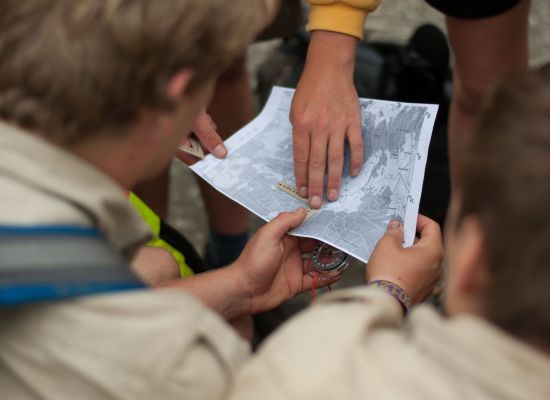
0,0,277,144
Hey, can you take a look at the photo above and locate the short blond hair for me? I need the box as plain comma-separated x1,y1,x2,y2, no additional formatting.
0,0,277,144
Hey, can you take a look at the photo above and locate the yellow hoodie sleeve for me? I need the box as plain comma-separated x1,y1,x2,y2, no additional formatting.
306,0,380,40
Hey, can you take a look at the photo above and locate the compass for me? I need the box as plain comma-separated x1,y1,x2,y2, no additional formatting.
308,242,351,279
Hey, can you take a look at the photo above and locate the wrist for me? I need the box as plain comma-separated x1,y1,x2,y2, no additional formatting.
306,31,357,74
227,262,255,316
206,264,253,319
161,265,253,321
367,280,412,316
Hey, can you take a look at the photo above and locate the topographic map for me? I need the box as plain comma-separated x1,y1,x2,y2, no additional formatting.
190,87,438,262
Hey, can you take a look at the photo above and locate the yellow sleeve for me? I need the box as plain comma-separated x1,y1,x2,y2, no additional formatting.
306,0,380,40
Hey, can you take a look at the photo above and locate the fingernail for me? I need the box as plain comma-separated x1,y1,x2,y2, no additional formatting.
351,167,360,177
214,144,227,158
328,189,338,201
295,207,305,214
298,187,308,198
389,220,401,229
310,195,322,209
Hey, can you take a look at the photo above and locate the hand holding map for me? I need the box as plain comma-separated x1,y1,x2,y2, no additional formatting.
190,87,438,263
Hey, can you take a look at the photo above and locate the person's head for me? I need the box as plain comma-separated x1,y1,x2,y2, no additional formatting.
0,0,277,186
444,65,550,348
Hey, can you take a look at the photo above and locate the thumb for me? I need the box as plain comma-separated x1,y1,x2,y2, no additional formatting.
193,111,227,158
264,208,307,239
382,219,404,245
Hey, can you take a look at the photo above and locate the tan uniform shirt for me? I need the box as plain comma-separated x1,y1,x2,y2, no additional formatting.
0,122,250,400
230,287,550,399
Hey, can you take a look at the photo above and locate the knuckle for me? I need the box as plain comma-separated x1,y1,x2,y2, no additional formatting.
277,211,290,222
309,157,324,169
328,175,341,187
349,135,364,149
316,116,330,132
292,115,310,133
378,235,396,248
294,152,309,165
354,145,365,157
351,154,364,167
308,182,323,193
328,152,343,164
195,127,209,138
332,120,346,133
203,134,217,146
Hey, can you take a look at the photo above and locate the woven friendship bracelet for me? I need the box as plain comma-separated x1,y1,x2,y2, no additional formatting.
368,280,412,315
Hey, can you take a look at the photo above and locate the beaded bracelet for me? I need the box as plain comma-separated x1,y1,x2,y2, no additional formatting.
367,280,412,315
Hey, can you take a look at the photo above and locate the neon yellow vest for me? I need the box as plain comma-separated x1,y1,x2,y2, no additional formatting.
129,193,194,278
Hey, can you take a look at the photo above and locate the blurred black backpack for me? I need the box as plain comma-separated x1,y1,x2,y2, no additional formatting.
256,24,452,226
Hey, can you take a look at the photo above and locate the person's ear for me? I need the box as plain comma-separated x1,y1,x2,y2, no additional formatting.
453,216,490,296
167,69,194,100
154,69,194,135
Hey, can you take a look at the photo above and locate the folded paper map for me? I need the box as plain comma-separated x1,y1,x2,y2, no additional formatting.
190,87,438,262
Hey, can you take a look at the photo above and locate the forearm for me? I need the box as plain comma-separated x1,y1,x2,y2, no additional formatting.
305,30,357,79
157,210,313,322
159,266,252,321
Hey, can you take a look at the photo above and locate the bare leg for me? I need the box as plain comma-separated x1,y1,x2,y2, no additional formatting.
200,57,254,265
446,0,530,186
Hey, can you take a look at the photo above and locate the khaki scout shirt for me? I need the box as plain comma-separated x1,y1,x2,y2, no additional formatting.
0,122,249,400
230,287,550,399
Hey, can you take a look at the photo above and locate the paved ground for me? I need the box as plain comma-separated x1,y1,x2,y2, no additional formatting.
169,0,550,292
